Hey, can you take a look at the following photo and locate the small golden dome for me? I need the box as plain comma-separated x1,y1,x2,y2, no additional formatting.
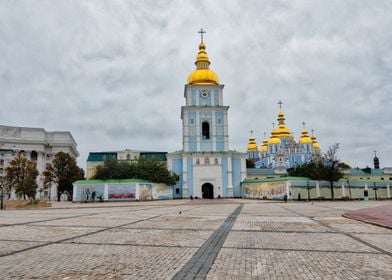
269,128,281,144
311,132,320,150
260,135,269,152
187,42,219,85
299,127,313,144
247,135,258,151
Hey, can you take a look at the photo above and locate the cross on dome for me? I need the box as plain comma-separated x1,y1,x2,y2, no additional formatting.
198,28,206,42
278,100,283,109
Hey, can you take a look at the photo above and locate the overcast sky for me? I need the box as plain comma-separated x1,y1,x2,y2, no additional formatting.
1,0,392,169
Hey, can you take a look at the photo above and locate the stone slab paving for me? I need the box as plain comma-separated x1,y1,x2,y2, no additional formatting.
0,200,390,279
343,204,392,229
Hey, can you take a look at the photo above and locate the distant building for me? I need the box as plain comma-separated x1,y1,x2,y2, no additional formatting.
0,125,79,200
246,103,321,169
86,150,167,179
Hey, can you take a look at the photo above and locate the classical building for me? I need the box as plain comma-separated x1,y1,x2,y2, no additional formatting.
167,34,246,199
246,103,321,169
86,150,167,179
0,125,79,200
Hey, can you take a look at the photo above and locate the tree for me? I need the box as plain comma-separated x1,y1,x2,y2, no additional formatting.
246,159,255,168
4,155,39,200
288,143,348,199
322,143,347,200
94,158,179,186
43,152,84,201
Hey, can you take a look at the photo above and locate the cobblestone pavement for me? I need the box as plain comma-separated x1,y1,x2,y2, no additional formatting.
0,200,391,279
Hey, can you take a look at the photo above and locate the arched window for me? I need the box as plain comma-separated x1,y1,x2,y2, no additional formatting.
202,121,210,139
214,158,219,165
126,154,131,160
205,157,210,164
196,158,200,165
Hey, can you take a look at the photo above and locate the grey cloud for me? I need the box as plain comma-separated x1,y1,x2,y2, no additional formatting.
1,0,391,169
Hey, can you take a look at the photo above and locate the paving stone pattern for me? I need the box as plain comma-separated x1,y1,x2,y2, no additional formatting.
0,200,390,279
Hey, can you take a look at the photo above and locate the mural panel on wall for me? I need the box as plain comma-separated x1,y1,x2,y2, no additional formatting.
78,185,105,201
108,184,136,200
152,184,173,200
243,182,286,199
139,184,153,200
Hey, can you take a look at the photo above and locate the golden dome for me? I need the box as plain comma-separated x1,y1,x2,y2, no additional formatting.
269,128,281,144
275,110,292,137
311,131,320,150
247,135,258,151
260,134,269,152
187,42,220,85
299,127,313,144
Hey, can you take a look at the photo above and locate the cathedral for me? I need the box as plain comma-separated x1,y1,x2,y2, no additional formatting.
246,103,321,169
167,32,246,199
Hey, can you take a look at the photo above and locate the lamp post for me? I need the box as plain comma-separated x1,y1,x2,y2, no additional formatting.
373,182,378,201
306,181,311,201
38,188,43,200
0,176,4,210
346,180,352,200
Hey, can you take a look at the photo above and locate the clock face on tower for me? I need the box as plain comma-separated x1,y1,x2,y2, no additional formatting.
200,90,209,98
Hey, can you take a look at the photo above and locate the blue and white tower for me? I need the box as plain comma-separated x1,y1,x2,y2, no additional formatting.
167,30,246,198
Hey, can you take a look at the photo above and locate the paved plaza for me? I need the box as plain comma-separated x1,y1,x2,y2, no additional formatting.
0,200,391,279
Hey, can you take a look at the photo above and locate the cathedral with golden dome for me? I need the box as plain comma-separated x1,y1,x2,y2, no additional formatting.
247,102,321,169
167,30,246,199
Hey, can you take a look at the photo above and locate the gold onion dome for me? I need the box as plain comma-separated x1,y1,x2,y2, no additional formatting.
311,132,320,149
260,134,269,152
187,41,220,85
299,126,313,144
247,135,258,151
269,128,281,144
275,107,292,138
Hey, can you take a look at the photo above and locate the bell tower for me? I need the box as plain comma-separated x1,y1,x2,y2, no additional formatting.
167,29,246,199
182,29,229,152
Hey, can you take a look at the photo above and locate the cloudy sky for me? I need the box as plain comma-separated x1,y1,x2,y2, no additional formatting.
1,0,392,169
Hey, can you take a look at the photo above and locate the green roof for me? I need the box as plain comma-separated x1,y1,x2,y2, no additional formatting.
74,178,151,185
246,168,275,175
244,176,311,183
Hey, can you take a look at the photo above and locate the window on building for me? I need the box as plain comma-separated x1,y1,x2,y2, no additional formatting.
218,118,221,124
196,158,200,165
202,121,210,139
214,158,219,164
205,157,210,164
175,188,180,194
190,118,194,124
0,159,4,167
31,151,38,161
126,154,131,160
381,177,384,180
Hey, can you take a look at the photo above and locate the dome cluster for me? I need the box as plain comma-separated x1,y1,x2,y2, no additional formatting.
246,105,321,169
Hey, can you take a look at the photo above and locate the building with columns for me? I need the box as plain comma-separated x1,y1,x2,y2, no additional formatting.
0,125,79,200
167,35,246,199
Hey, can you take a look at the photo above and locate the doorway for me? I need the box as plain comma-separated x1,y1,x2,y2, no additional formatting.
202,183,214,199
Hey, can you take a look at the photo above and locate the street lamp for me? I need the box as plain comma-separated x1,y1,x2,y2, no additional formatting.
373,182,378,201
346,179,352,200
0,177,4,210
306,181,311,201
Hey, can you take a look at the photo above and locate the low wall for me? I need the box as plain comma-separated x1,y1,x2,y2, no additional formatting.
73,180,173,202
242,179,392,200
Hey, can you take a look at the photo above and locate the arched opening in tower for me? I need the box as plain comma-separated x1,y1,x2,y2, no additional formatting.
202,121,210,139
